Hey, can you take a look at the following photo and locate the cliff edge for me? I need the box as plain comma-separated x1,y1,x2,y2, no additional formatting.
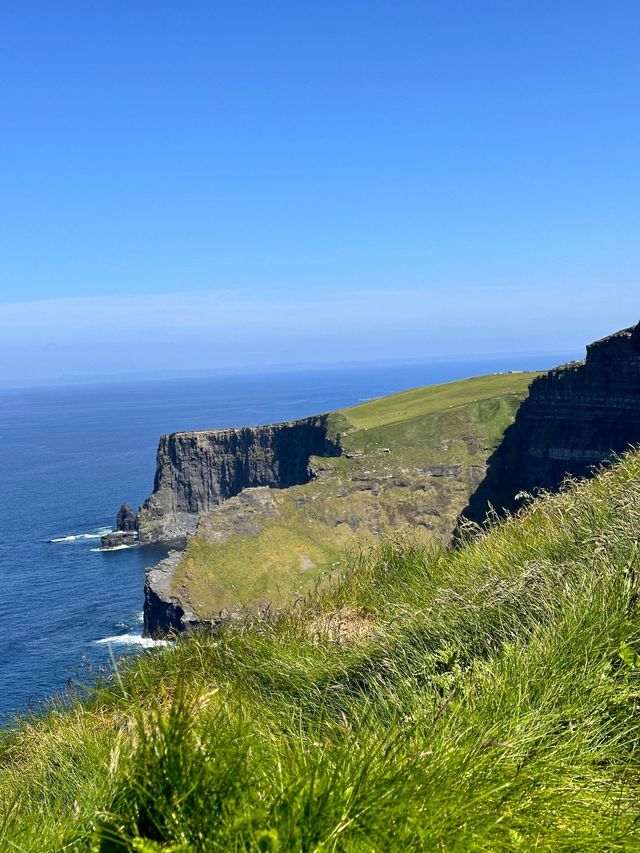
136,415,341,543
463,322,640,523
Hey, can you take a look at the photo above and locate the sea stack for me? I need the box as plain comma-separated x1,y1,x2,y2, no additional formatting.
100,503,140,549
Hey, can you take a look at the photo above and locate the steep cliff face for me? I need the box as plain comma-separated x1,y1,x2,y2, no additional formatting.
463,323,640,522
143,551,212,636
137,415,341,542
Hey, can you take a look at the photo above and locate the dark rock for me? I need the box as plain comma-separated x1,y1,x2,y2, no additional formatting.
101,502,140,548
100,529,138,549
143,554,186,636
143,551,223,638
462,322,640,524
116,503,136,531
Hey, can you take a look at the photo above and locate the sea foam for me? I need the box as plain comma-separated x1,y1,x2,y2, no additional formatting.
95,633,171,648
90,543,135,552
50,527,111,543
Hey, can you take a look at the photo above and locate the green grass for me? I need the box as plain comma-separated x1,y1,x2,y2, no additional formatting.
168,374,539,619
3,449,640,849
341,391,526,465
177,512,349,613
341,372,540,430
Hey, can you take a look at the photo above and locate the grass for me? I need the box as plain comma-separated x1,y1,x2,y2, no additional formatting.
341,371,539,430
2,449,640,849
177,513,349,613
168,373,540,619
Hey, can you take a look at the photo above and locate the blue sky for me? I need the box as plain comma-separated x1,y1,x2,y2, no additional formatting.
1,1,638,383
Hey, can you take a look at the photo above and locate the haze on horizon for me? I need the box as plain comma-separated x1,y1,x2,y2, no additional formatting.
1,2,638,386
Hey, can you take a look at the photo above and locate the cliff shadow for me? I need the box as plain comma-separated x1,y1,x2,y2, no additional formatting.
268,415,343,489
459,419,524,528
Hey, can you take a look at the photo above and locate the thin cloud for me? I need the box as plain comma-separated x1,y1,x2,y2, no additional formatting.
0,285,637,384
0,289,432,345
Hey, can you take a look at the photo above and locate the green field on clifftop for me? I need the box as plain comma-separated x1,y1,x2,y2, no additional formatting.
170,372,540,619
342,371,537,430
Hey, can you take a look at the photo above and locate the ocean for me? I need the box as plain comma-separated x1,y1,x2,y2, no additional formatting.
0,353,574,723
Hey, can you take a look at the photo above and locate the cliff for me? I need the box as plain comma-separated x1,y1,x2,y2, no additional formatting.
463,323,640,523
143,551,207,636
142,373,538,636
136,415,341,543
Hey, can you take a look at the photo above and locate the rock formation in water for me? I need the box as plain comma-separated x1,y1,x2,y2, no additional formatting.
100,503,140,549
116,503,136,531
463,323,640,523
135,415,341,543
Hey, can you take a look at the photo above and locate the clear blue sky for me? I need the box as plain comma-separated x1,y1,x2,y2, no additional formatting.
1,1,638,383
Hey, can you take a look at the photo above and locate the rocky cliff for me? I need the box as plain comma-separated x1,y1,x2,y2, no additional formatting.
141,373,537,636
463,323,640,523
144,551,206,636
136,415,342,543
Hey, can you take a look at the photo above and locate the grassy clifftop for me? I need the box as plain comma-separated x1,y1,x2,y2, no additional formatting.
3,448,640,849
341,371,537,430
168,372,539,620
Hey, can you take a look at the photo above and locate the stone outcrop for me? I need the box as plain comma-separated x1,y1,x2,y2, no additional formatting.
144,552,198,636
136,415,341,543
116,503,136,532
463,323,640,523
101,503,140,549
101,529,138,549
144,550,258,637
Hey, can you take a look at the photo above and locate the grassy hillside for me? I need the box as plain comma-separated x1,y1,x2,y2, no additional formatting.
342,371,537,430
3,449,640,849
169,372,539,619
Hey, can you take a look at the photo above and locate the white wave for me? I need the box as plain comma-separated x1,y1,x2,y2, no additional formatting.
98,543,136,552
134,611,144,624
50,527,111,543
96,633,171,648
51,533,100,543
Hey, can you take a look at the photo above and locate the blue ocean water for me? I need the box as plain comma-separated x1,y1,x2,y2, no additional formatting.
0,354,574,723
